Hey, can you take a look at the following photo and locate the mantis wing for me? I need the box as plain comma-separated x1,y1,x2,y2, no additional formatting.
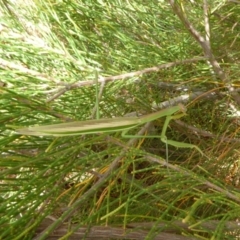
16,117,141,136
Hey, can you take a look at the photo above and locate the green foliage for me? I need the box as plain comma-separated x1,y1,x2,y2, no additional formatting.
0,0,240,239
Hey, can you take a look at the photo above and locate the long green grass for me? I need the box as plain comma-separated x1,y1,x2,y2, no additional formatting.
0,0,240,239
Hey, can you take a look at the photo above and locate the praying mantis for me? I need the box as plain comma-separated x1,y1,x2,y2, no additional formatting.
15,104,203,155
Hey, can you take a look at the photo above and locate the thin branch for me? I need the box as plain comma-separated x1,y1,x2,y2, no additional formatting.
152,90,222,109
35,218,240,239
146,155,240,204
168,0,240,104
71,57,206,88
46,85,73,103
127,220,240,232
46,57,206,102
175,119,240,143
203,0,210,47
203,0,216,78
35,223,197,240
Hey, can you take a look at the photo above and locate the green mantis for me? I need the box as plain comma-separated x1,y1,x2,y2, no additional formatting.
15,104,203,155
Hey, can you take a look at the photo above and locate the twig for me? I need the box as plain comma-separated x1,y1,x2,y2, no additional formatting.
203,0,210,44
35,224,197,240
146,155,240,204
152,90,222,109
46,57,206,102
46,87,70,103
127,220,240,232
70,57,206,89
175,119,240,143
203,0,216,79
168,0,240,105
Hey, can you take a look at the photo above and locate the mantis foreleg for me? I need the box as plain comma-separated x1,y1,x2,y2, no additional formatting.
122,113,203,155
